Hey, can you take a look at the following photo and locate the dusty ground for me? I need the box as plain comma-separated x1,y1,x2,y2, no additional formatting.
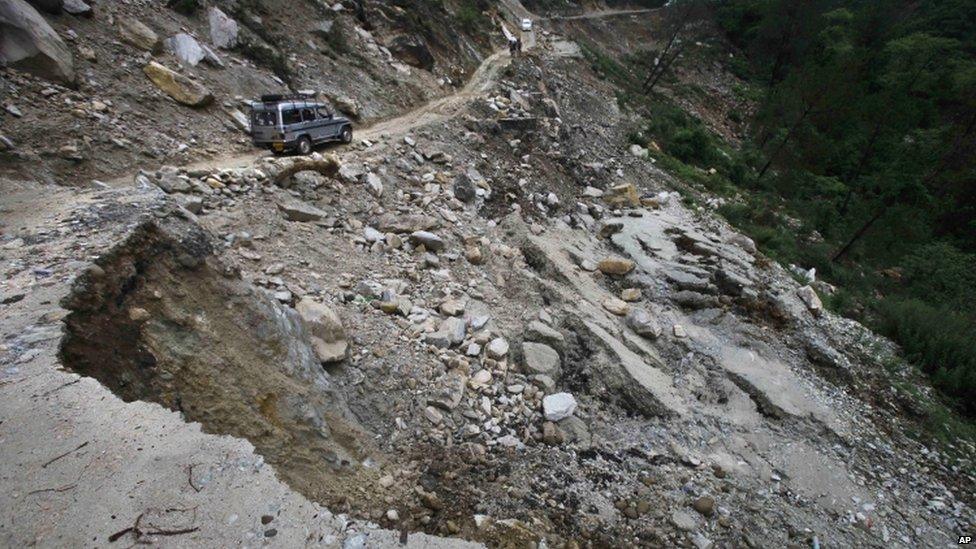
1,1,973,548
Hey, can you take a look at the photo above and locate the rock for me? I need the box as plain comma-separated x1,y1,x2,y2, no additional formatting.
692,496,716,517
673,324,688,338
0,0,76,86
426,317,466,349
375,213,439,234
295,298,348,363
439,299,465,316
558,416,591,446
542,421,564,445
625,308,661,339
673,290,719,310
726,233,756,254
424,406,443,424
164,33,212,67
597,257,635,276
525,321,564,353
714,268,751,296
329,93,361,120
309,20,334,40
277,199,327,222
604,183,640,208
522,342,560,377
487,337,509,359
143,61,213,107
388,34,434,70
598,221,623,239
453,172,476,203
118,17,161,53
602,297,630,316
469,368,492,387
226,108,250,132
465,245,484,265
629,143,649,158
429,370,466,410
62,0,90,17
796,285,823,317
409,231,444,252
363,226,384,243
620,288,642,302
671,510,697,532
208,7,238,49
155,167,192,193
365,172,383,197
542,392,577,421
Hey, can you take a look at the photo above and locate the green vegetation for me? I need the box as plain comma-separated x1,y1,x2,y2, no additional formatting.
708,0,976,417
595,0,976,418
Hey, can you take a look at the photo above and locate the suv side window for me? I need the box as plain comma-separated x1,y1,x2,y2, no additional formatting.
316,107,332,119
300,108,315,122
282,109,302,126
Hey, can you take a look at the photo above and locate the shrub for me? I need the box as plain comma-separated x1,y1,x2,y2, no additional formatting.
875,298,976,415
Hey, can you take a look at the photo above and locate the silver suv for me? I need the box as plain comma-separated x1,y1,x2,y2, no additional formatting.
250,93,353,155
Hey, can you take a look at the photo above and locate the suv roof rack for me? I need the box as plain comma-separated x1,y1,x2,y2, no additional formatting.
259,91,316,103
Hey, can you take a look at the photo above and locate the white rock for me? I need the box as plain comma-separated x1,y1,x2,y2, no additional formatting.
542,392,577,421
487,337,509,359
209,7,239,49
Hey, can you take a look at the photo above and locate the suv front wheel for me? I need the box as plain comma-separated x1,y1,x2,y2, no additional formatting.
297,136,312,155
341,126,353,144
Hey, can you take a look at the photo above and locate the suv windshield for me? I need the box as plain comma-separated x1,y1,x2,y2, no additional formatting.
253,110,277,127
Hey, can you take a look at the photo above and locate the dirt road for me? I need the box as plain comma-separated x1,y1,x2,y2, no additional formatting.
107,1,659,187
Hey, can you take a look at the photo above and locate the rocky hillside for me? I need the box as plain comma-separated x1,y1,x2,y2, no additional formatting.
0,0,495,184
0,1,972,548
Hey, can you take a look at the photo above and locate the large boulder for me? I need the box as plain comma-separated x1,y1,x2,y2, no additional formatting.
0,0,76,86
208,7,238,49
143,61,213,107
164,33,222,68
164,33,205,66
295,298,348,364
387,34,434,70
118,17,161,53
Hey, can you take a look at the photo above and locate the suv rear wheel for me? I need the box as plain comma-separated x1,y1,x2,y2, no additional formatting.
341,126,353,144
297,136,312,155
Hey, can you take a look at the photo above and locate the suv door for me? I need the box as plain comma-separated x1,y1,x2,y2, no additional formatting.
281,108,302,143
316,106,341,139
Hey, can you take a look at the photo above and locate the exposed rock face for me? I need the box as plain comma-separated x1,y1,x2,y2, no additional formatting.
0,0,76,86
208,7,238,49
295,298,348,364
143,61,213,107
59,218,368,510
388,34,434,70
118,17,161,53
